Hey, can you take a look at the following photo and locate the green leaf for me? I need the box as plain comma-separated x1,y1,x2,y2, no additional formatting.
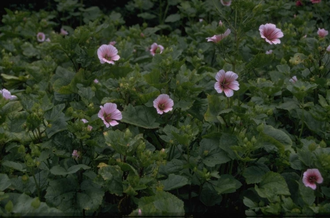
160,174,190,191
136,191,184,216
2,161,26,172
97,165,123,195
243,164,269,184
121,104,160,129
50,164,91,176
212,175,242,194
200,138,231,167
255,172,290,201
51,66,76,94
200,182,222,207
0,174,11,191
204,95,223,123
165,14,181,23
260,124,292,152
77,179,104,211
13,193,63,216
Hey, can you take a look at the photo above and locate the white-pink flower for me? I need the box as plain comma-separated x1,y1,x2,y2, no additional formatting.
72,150,79,159
327,45,330,52
81,118,88,123
98,103,122,127
60,28,68,35
220,0,232,6
303,169,323,190
259,23,284,45
97,44,120,64
153,94,174,115
310,0,321,3
37,32,46,42
109,41,116,45
0,89,17,100
289,76,298,83
206,29,231,43
214,70,239,97
266,50,273,54
150,43,164,56
317,28,328,38
219,20,223,26
94,79,99,84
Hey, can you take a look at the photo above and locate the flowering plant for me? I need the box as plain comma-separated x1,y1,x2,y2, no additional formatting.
0,0,330,217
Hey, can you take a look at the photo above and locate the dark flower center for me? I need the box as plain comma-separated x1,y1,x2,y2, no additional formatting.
158,103,166,110
104,113,112,122
220,79,229,89
308,175,317,183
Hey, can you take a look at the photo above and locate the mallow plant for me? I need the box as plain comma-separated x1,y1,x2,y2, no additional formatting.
0,0,330,216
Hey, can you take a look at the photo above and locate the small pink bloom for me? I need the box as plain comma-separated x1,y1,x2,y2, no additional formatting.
266,50,273,54
199,18,203,22
81,119,88,123
303,169,323,190
220,0,232,6
140,33,145,37
259,23,284,45
206,29,231,43
72,150,79,159
138,209,142,216
94,79,99,84
326,45,330,52
98,103,122,127
310,0,321,3
87,125,93,131
150,43,164,56
296,0,303,6
219,20,223,26
214,70,239,97
289,76,298,83
0,89,17,100
60,28,68,35
153,94,174,115
37,32,46,42
97,44,120,64
317,28,328,38
109,41,116,45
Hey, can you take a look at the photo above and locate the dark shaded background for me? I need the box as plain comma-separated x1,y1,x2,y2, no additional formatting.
0,0,131,25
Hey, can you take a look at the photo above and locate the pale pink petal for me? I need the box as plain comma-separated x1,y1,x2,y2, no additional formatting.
224,89,234,97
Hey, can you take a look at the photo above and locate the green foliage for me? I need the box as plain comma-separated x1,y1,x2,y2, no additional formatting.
1,0,330,216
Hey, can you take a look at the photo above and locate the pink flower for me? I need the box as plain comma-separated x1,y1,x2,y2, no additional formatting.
219,20,223,26
153,94,174,115
81,119,88,123
317,28,328,38
310,0,321,3
87,125,93,131
60,28,68,35
289,76,298,83
266,50,273,54
109,41,116,45
206,29,231,43
214,70,239,97
138,209,142,216
303,169,323,190
259,23,284,45
296,0,303,6
98,103,122,127
97,44,120,64
326,45,330,52
199,18,203,22
72,150,79,159
37,32,46,42
0,89,17,100
150,43,164,56
94,79,99,84
220,0,232,6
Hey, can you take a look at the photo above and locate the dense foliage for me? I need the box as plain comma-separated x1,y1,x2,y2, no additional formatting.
1,0,330,216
